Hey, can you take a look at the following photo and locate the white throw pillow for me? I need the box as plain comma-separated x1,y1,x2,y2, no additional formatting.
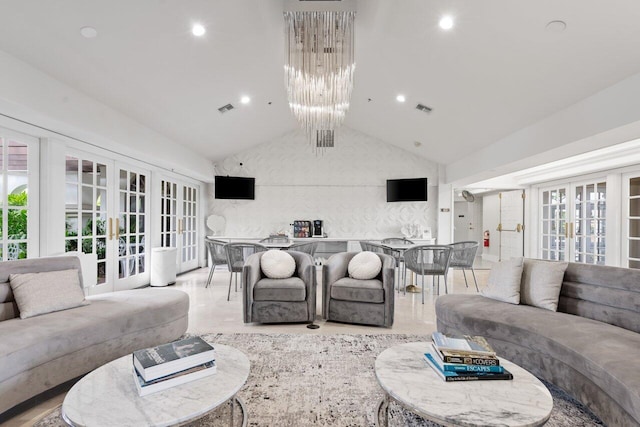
520,259,568,311
348,251,382,280
481,257,524,304
260,250,296,279
9,269,87,319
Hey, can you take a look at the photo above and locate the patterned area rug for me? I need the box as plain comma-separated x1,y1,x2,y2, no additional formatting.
35,333,604,426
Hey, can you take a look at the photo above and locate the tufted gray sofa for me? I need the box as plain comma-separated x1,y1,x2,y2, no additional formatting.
436,261,640,427
0,256,189,415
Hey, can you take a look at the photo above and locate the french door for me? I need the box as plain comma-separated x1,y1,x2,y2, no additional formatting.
160,178,199,273
622,173,640,268
539,179,606,264
65,153,150,292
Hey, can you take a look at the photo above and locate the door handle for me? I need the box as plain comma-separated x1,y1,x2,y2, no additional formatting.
115,218,120,240
108,218,114,240
570,222,574,239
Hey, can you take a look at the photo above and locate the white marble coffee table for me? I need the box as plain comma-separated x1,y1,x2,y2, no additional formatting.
61,344,250,427
375,342,553,427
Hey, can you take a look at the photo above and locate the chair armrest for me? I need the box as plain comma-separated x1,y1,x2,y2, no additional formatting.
322,252,357,318
379,253,396,327
243,252,264,323
286,251,316,322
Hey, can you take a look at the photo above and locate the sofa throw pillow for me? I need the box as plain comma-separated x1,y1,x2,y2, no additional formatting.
348,251,382,280
9,269,87,319
260,250,296,279
481,257,524,304
520,259,569,311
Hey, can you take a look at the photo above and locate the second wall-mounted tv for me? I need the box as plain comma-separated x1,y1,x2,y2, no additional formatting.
215,176,255,200
387,178,428,202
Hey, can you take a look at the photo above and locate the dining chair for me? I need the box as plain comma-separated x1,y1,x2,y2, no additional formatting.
259,235,290,244
289,241,318,258
224,242,267,301
449,241,480,292
204,238,228,288
380,237,414,291
403,245,453,304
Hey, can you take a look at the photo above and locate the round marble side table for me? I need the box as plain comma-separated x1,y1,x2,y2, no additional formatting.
62,344,250,427
375,342,553,427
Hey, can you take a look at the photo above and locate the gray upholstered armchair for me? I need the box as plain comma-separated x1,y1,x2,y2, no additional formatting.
323,252,395,327
243,251,316,324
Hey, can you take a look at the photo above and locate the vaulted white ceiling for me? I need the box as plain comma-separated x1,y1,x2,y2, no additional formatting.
1,0,640,165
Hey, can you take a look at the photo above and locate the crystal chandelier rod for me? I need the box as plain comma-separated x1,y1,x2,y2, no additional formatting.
284,10,356,147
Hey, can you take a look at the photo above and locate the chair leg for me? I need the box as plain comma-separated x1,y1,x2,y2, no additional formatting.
227,272,233,301
462,268,468,288
235,272,238,292
403,265,407,295
206,265,215,288
421,273,425,304
471,267,479,292
444,274,449,294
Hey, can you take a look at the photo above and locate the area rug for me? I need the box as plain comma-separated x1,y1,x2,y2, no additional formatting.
35,333,604,426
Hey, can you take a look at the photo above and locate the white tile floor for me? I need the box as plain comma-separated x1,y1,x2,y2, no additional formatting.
2,266,490,427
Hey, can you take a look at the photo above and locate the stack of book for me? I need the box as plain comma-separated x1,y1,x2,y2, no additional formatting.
132,336,217,396
424,332,513,382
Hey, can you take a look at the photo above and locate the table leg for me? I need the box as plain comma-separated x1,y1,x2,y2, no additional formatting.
376,395,390,427
230,397,234,427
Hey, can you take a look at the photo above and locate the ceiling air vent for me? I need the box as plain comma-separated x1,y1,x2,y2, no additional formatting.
316,130,334,148
416,104,433,114
218,103,234,114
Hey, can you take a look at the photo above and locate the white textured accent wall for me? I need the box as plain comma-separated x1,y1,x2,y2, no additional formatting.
208,128,440,239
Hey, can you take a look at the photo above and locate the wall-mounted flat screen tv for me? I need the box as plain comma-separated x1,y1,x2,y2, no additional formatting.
386,178,428,202
215,176,255,200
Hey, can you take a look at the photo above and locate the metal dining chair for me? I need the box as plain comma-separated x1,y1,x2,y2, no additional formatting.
403,245,453,304
289,241,317,258
224,242,267,301
259,236,290,244
204,238,228,288
449,241,480,292
381,238,414,292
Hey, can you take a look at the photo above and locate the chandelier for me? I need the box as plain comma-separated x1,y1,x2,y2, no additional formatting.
284,10,356,150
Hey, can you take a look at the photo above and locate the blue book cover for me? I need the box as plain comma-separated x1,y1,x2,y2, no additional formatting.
424,352,513,382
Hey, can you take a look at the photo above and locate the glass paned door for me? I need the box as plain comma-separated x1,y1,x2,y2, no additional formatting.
116,166,150,289
624,174,640,269
160,179,199,273
65,156,109,285
540,187,567,261
539,180,606,265
181,184,198,271
573,182,606,265
0,133,37,261
65,154,150,291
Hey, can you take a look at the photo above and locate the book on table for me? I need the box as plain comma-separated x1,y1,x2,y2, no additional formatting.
427,344,504,374
431,332,500,366
133,336,216,382
423,351,513,382
133,360,217,396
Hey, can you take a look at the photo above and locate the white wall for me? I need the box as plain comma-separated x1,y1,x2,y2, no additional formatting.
447,70,640,186
208,128,439,239
0,50,212,182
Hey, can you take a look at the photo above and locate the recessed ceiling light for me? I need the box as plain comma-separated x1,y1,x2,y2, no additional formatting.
545,20,567,33
192,23,206,37
439,15,454,30
396,94,406,103
80,26,98,38
240,96,251,104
